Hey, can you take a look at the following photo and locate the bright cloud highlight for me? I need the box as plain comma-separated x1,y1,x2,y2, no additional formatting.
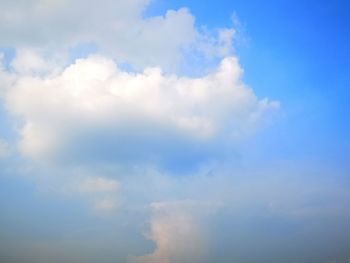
5,54,278,167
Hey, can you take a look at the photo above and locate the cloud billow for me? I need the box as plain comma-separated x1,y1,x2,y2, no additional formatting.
5,54,278,170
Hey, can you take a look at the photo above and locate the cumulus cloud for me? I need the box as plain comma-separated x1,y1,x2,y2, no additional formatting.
5,54,278,168
1,1,350,263
0,0,236,70
131,201,216,263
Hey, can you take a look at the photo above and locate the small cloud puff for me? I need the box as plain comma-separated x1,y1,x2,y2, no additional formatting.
130,200,218,263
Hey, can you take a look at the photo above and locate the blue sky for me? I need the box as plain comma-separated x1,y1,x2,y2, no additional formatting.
147,0,350,165
0,1,350,262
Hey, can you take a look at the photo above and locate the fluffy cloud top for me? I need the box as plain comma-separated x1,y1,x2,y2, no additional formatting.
0,0,235,70
5,53,278,167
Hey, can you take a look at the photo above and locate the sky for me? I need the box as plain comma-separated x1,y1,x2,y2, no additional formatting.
0,0,350,262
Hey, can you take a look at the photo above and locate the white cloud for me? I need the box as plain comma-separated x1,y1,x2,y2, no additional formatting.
196,27,235,59
11,48,62,75
1,2,350,262
131,201,216,263
0,1,236,70
5,54,278,165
